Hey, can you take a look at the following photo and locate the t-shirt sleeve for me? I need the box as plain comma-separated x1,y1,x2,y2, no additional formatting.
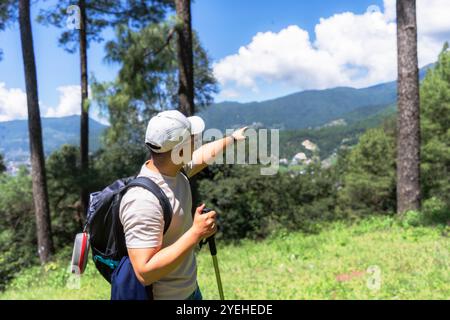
119,187,164,249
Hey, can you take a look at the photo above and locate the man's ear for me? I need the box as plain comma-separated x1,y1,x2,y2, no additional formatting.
179,148,184,157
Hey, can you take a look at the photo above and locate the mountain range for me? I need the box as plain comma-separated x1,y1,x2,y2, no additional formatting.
0,64,433,167
199,63,432,131
0,115,107,164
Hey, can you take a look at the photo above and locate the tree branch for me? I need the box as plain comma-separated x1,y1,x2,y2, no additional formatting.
84,3,130,16
144,27,176,58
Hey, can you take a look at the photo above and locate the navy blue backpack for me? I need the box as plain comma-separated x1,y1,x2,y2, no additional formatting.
84,176,173,300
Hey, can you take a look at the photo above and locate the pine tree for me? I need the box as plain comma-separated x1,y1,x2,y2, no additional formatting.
0,0,16,60
175,0,194,116
38,0,173,216
396,0,421,214
19,0,54,263
420,43,450,207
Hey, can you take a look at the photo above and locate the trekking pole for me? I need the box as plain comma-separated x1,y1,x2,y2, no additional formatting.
201,208,225,300
207,236,224,300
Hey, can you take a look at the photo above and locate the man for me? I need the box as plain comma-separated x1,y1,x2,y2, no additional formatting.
119,110,246,300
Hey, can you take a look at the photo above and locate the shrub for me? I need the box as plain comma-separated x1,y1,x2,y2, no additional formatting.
337,128,396,216
422,197,449,224
0,168,38,290
420,44,450,206
198,164,336,242
401,210,424,227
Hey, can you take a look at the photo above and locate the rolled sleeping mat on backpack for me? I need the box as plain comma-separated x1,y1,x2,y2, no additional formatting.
71,232,90,274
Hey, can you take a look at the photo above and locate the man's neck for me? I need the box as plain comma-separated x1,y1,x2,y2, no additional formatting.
145,159,181,178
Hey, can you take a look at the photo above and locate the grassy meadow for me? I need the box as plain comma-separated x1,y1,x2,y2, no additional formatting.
1,216,448,300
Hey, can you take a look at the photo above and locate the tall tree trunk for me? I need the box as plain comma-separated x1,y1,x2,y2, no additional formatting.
175,0,199,211
19,0,54,263
175,0,195,116
396,0,421,214
79,0,89,217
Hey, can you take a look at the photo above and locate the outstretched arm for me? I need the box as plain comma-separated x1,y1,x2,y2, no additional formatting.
187,127,247,177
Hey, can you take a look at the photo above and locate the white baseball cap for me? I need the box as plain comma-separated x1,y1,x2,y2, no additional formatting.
145,110,205,153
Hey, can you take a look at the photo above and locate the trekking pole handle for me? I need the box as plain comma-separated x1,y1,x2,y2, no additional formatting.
201,207,217,255
201,207,213,215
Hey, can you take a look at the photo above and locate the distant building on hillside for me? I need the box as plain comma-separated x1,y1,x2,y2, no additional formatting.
291,152,311,165
320,118,347,128
302,140,317,151
6,159,31,176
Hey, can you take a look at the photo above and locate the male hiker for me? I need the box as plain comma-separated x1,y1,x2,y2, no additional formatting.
119,110,247,300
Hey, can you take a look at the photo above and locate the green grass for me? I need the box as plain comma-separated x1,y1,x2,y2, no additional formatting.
1,216,448,300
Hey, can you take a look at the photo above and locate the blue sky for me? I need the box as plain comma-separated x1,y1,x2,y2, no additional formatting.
0,0,449,122
192,0,384,59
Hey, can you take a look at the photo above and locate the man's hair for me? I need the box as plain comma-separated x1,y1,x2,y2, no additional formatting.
146,142,161,152
146,143,173,162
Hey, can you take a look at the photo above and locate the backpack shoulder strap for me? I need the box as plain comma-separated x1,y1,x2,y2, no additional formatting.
180,168,196,218
180,167,190,181
125,176,173,235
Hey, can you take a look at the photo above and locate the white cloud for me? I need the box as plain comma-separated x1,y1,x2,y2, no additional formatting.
45,85,80,118
220,88,241,99
214,25,344,91
415,0,450,38
214,0,450,101
0,83,28,121
313,7,397,87
0,83,109,124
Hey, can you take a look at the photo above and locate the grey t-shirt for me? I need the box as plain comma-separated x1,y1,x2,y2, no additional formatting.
119,161,196,300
